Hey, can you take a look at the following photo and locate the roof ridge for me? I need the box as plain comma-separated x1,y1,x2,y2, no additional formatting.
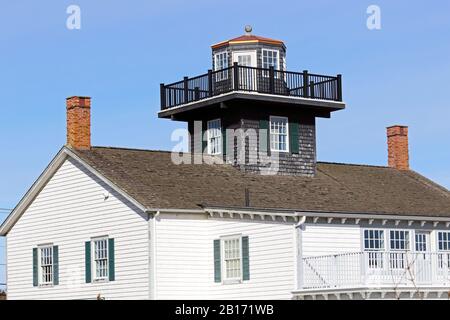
92,146,174,153
317,161,391,169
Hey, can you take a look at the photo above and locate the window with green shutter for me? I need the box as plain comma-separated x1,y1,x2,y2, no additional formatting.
201,121,207,153
289,121,299,154
242,236,250,281
259,119,269,154
32,248,38,287
215,235,250,283
222,122,227,158
53,245,59,285
213,239,221,283
85,241,91,283
108,238,115,281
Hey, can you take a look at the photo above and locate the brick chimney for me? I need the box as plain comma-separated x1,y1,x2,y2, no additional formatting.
66,96,91,150
387,125,409,170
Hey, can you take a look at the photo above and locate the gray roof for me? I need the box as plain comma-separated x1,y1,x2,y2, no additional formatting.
73,147,450,217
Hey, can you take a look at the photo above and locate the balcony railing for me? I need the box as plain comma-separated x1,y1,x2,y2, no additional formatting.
160,63,342,110
302,251,450,290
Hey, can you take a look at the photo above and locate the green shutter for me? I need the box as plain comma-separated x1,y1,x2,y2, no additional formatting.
289,122,299,154
222,125,226,157
242,236,250,281
108,238,115,281
213,239,221,283
32,248,38,287
259,119,269,154
53,245,59,285
85,241,91,283
202,121,207,153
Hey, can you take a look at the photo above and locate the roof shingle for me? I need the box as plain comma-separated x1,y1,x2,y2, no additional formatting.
73,147,450,217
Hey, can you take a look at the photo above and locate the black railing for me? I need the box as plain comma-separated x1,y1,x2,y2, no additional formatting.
160,63,342,110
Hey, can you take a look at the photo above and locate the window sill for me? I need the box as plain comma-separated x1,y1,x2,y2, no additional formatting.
270,150,289,154
38,283,54,288
222,279,242,285
92,278,109,284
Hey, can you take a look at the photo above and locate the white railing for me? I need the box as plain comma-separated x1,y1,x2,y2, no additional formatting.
302,251,450,290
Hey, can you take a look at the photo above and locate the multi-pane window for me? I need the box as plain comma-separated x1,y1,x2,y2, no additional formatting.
415,232,427,252
364,230,385,250
93,238,109,280
207,119,222,155
270,116,288,152
262,49,279,70
389,230,410,250
363,229,384,269
437,232,450,269
438,232,450,251
39,246,53,285
389,230,410,269
215,52,228,80
223,237,241,280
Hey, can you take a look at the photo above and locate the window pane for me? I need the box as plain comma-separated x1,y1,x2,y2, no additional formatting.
40,246,53,285
270,117,288,152
93,239,109,279
223,238,241,280
438,232,450,253
207,119,222,155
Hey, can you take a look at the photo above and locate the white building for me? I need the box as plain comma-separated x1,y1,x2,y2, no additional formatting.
1,31,449,300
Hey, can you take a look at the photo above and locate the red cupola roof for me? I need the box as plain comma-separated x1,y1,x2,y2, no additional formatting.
211,34,284,49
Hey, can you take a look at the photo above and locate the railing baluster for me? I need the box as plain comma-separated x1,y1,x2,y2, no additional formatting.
160,83,166,109
310,81,315,99
183,76,189,104
233,62,239,91
269,66,275,94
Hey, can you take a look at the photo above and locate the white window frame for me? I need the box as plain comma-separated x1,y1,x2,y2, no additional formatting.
38,244,54,286
221,235,243,283
363,229,385,269
207,119,222,155
389,230,411,251
269,116,289,153
388,229,411,269
91,237,109,282
262,49,280,77
437,231,450,269
214,51,229,81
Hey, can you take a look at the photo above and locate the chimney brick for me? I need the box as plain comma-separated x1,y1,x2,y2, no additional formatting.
387,125,409,170
66,96,91,150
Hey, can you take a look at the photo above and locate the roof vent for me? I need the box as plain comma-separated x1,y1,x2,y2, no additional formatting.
244,25,252,35
244,188,250,207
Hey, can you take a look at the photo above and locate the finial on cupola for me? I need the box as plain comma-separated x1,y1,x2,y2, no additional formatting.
245,25,253,35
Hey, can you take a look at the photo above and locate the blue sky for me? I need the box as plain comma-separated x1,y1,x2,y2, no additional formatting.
0,0,450,288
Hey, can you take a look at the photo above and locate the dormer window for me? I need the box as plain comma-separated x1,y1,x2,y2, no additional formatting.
207,119,222,155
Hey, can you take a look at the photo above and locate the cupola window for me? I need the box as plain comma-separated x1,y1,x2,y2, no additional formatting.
262,49,279,70
214,52,229,81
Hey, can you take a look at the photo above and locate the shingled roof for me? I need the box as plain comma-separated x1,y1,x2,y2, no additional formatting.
73,147,450,217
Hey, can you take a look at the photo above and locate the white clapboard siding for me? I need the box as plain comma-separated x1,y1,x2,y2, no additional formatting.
155,213,296,300
7,158,149,300
301,224,361,257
